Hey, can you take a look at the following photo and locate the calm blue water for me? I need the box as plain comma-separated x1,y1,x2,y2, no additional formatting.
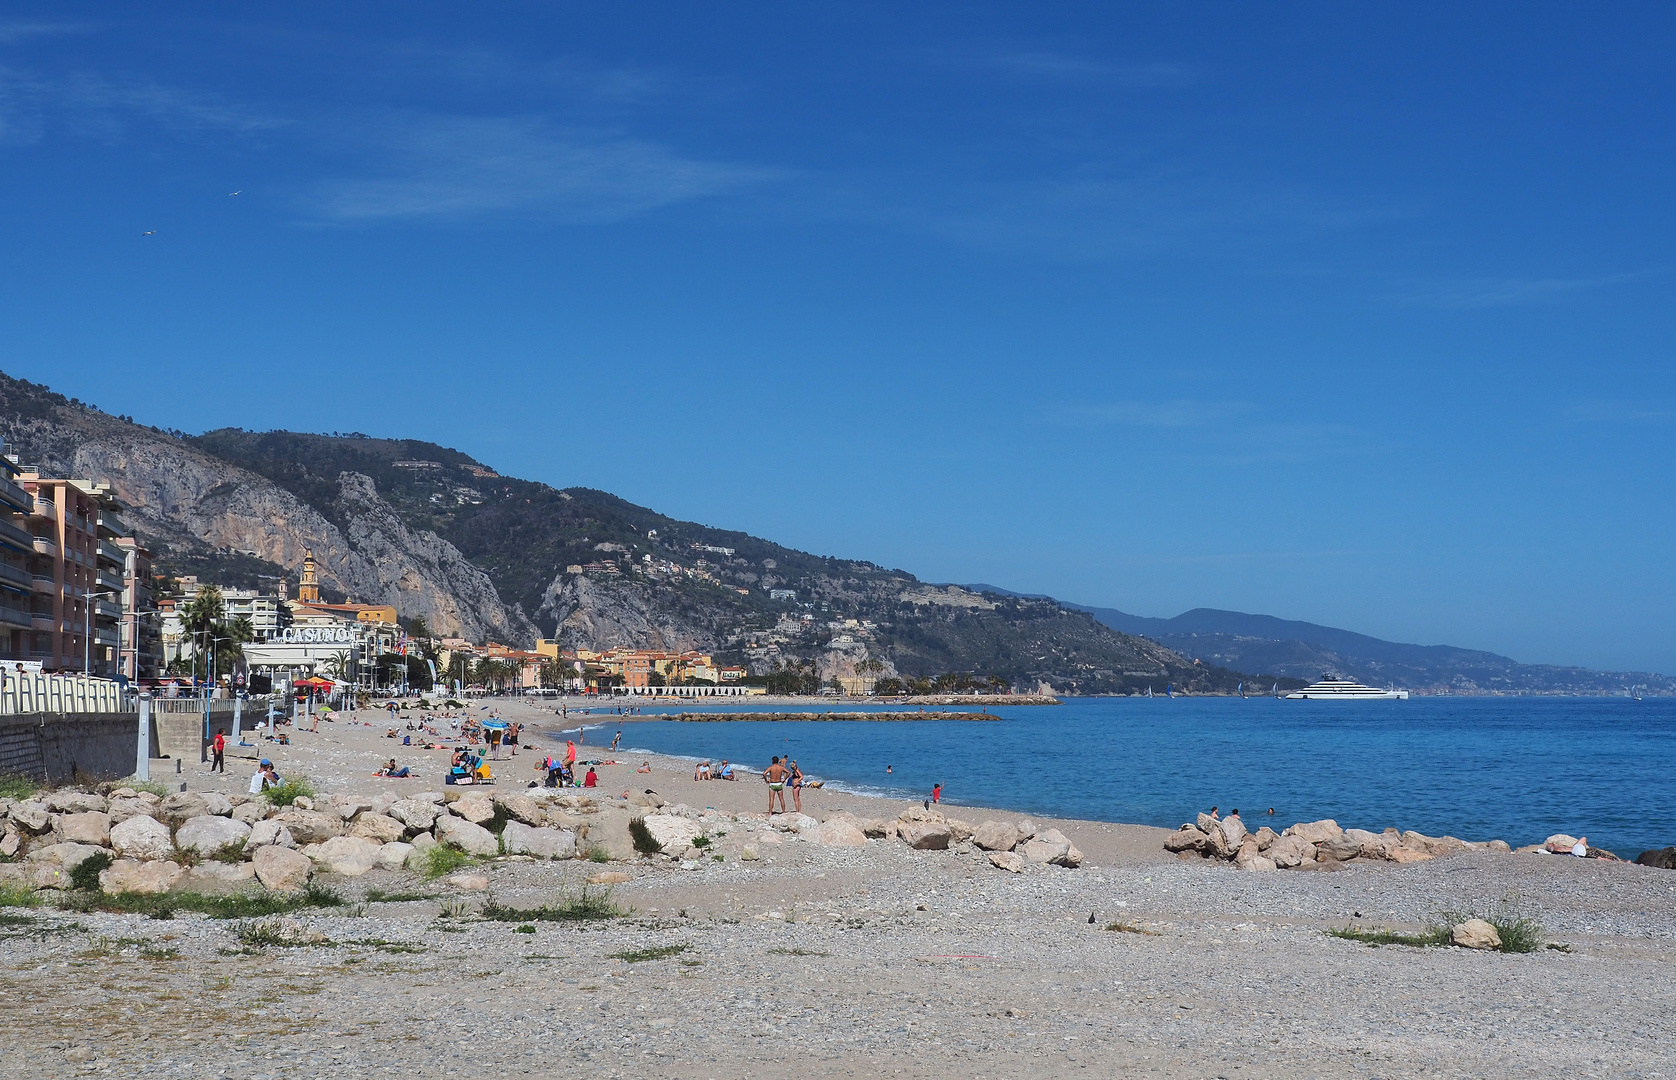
570,697,1676,857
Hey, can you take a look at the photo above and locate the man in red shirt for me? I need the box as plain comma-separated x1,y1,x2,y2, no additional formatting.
210,729,227,773
583,767,598,788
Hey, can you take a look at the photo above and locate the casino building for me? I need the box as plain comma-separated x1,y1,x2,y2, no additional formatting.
238,550,402,692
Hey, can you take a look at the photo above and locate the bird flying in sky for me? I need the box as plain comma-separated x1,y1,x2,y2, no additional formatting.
228,190,241,196
141,230,156,235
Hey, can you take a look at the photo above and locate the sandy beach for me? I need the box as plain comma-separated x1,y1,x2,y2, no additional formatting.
3,697,1673,1079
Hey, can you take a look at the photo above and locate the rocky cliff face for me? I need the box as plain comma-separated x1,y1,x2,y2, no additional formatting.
0,375,534,644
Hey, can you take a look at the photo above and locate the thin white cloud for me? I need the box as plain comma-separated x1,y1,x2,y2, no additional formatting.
1562,401,1674,424
0,20,99,45
985,52,1201,88
1400,269,1664,309
309,114,783,224
1060,400,1254,429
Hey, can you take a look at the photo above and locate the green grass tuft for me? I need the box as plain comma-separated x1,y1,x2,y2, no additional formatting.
59,883,345,920
628,818,662,855
608,943,689,962
1328,924,1451,947
262,777,317,807
421,843,473,879
122,780,172,797
587,845,611,863
480,885,626,923
364,889,433,904
1104,920,1163,936
0,775,40,800
68,851,114,891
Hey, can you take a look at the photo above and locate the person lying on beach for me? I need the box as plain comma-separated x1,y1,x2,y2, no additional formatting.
377,759,412,778
636,761,653,774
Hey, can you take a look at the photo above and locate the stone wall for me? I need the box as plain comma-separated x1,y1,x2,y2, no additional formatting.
0,712,142,784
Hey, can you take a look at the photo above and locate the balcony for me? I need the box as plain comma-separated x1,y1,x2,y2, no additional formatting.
98,511,130,538
0,473,29,513
0,516,34,553
30,612,54,630
29,498,56,523
0,603,30,630
31,574,54,594
0,560,30,591
96,599,123,619
97,567,124,592
98,539,124,566
31,535,57,557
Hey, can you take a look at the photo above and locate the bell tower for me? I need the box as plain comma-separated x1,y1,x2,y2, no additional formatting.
297,549,320,604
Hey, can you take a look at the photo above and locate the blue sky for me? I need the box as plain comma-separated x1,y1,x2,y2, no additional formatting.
2,5,1673,673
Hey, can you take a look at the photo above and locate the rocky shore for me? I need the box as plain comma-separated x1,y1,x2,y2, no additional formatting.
1,699,1673,1079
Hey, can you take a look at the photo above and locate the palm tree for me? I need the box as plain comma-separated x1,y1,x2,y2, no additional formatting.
181,586,225,682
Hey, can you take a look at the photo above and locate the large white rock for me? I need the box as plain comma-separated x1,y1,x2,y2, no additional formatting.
174,816,252,856
252,845,313,892
187,862,256,886
376,842,415,871
272,809,343,845
771,812,821,834
1452,918,1502,950
99,858,184,894
231,800,272,826
155,792,210,826
900,821,953,850
308,835,384,877
1022,828,1073,865
500,821,577,859
248,820,297,850
387,798,440,832
1285,819,1343,845
987,850,1027,873
434,814,499,857
110,815,175,861
9,801,50,833
1219,816,1249,853
810,819,867,847
973,820,1021,852
641,814,705,851
347,813,406,844
58,812,111,846
27,842,107,870
450,793,496,825
1266,834,1317,868
45,791,108,814
106,797,152,826
491,793,546,826
201,792,234,817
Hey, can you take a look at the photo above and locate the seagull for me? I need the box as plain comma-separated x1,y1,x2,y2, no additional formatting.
228,190,241,196
141,230,156,236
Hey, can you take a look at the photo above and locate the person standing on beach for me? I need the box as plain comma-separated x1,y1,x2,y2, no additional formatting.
764,756,790,814
931,783,942,805
210,729,226,773
612,729,622,752
565,739,577,770
788,759,805,812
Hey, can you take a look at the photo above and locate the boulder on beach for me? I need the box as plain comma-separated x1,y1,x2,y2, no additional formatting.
1021,828,1072,865
252,845,313,892
273,809,344,846
155,792,210,827
1164,825,1208,853
308,835,383,877
900,821,953,850
1315,835,1362,862
987,850,1026,873
1452,919,1502,950
387,798,441,832
248,820,296,850
1285,819,1343,845
58,812,111,847
973,820,1021,852
810,818,867,847
99,858,184,895
434,814,499,857
1266,834,1316,868
501,821,577,859
110,815,175,861
174,815,252,856
1636,846,1676,870
347,812,407,844
450,794,496,825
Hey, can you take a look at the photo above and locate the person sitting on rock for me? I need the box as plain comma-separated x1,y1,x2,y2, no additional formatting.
1571,836,1589,857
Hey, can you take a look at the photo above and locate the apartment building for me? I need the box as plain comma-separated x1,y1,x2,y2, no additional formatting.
0,450,34,662
16,471,124,675
115,536,163,681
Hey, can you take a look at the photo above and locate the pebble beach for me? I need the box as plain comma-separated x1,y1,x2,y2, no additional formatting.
3,697,1674,1079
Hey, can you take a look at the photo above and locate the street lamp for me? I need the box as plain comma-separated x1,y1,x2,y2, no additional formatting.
84,587,120,677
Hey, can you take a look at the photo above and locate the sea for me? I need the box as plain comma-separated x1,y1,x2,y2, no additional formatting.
556,696,1676,858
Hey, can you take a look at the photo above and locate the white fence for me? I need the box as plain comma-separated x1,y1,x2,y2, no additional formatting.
0,671,134,715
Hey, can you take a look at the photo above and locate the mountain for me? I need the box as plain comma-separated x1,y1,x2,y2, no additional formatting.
0,371,1253,695
1065,604,1673,695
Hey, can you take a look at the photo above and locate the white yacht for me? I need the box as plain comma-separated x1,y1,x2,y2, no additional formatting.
1284,677,1409,700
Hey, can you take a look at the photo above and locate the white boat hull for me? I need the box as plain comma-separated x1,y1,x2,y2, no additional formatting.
1284,689,1409,700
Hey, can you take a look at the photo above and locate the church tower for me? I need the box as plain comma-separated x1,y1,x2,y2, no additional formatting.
297,549,320,604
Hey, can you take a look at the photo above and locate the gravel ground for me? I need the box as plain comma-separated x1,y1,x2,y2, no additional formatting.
7,700,1671,1079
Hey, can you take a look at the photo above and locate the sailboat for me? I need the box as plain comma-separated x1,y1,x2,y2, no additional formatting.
1165,683,1174,699
1145,685,1153,698
1238,682,1246,699
1271,682,1279,698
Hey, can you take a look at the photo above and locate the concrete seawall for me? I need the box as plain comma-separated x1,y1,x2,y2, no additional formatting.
0,712,149,785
